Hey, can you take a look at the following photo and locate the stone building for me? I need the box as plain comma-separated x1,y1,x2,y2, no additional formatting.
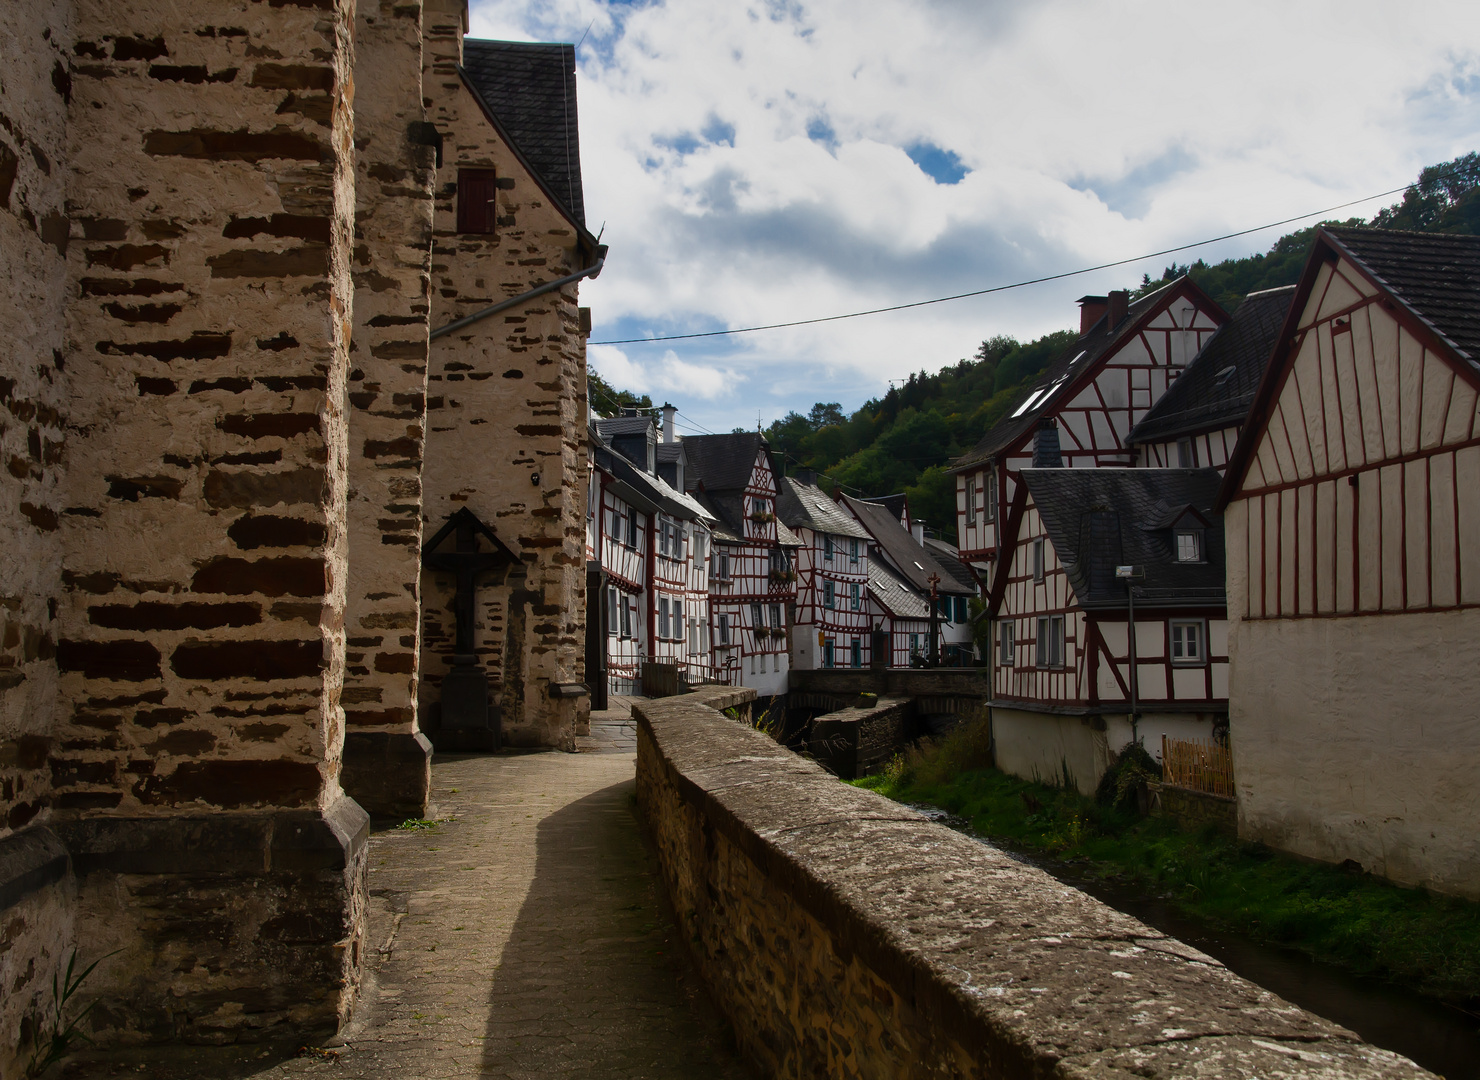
0,0,597,1067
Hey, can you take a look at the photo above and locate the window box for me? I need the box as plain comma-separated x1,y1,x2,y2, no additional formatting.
769,568,797,585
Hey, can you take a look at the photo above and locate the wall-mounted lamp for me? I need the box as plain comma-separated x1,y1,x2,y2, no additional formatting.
530,472,541,487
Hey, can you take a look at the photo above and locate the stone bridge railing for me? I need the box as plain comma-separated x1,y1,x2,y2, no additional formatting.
634,689,1430,1080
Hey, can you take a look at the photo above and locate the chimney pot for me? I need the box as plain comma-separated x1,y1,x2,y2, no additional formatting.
1077,295,1109,335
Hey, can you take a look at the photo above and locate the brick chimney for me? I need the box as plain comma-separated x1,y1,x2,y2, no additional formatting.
1106,289,1129,328
1077,295,1108,335
1033,419,1062,468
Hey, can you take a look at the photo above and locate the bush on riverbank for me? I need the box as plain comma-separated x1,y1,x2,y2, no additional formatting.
854,720,1480,1005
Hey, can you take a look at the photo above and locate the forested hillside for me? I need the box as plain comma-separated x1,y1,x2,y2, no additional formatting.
597,152,1479,541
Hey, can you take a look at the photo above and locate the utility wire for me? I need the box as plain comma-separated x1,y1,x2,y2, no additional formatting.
590,177,1429,346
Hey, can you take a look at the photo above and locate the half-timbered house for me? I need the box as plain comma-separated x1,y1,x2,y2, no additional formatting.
683,434,799,697
1130,286,1295,473
867,562,933,668
588,415,713,695
987,468,1229,795
776,473,873,669
1219,226,1480,898
951,281,1226,578
840,494,976,664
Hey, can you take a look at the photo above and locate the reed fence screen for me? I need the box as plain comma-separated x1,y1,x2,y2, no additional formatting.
1161,735,1235,798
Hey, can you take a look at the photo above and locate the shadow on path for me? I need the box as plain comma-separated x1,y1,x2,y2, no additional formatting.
477,777,751,1079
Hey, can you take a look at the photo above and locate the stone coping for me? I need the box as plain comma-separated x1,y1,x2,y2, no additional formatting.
634,695,1431,1079
0,825,68,912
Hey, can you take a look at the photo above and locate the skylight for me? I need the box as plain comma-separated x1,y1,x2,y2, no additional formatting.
1010,389,1046,418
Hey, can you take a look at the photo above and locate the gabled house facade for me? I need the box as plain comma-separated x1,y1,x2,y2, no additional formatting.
951,281,1226,576
1129,286,1296,473
683,434,798,696
840,494,977,665
987,468,1229,795
776,473,872,669
1220,226,1480,899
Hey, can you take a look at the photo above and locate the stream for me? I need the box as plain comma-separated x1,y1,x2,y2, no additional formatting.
909,805,1480,1079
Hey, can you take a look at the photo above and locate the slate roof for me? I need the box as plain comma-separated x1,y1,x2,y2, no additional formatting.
460,40,586,228
595,415,655,437
869,493,909,523
1129,286,1295,445
923,537,977,592
1324,226,1480,368
775,476,870,540
1019,468,1225,610
868,561,929,620
953,278,1221,471
842,495,973,597
655,443,684,464
681,433,769,493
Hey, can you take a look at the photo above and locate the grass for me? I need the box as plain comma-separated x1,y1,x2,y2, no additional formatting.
853,717,1480,1006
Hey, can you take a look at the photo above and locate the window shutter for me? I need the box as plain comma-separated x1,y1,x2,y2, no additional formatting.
457,169,499,234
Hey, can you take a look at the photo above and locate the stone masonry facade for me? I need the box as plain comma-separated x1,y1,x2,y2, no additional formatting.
0,0,597,1069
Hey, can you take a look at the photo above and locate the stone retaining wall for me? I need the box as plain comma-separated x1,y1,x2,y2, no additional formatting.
807,696,911,780
634,691,1430,1080
1154,782,1239,837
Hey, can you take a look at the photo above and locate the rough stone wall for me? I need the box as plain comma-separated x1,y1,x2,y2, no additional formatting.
47,0,366,1041
417,2,590,748
1154,783,1238,837
635,693,1432,1080
0,2,78,1068
807,697,911,779
339,0,437,819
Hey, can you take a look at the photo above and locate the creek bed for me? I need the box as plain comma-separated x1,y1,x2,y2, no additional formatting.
910,804,1480,1080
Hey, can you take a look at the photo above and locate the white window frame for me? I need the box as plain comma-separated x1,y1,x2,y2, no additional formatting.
1170,619,1205,665
1033,538,1045,583
658,597,670,640
986,471,997,524
717,612,729,644
824,579,836,609
714,551,730,581
824,534,834,561
850,582,860,610
849,538,859,564
998,621,1014,666
1175,529,1203,563
1177,437,1197,469
627,507,639,550
607,587,619,637
965,477,977,526
768,603,782,629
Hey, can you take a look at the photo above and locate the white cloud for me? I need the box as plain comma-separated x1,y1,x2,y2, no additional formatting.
471,0,1480,434
589,346,743,403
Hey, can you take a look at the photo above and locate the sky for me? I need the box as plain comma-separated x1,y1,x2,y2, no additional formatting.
468,0,1480,437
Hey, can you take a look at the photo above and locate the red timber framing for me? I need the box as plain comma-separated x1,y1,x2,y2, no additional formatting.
793,528,872,668
988,492,1228,711
706,449,796,683
1221,231,1480,620
954,280,1226,566
1137,426,1240,473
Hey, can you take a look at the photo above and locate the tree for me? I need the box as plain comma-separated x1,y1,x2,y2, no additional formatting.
587,369,650,417
808,402,844,429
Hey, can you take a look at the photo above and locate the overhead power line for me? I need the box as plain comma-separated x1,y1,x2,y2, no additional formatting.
589,176,1433,346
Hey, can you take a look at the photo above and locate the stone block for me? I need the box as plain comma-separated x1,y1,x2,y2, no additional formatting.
341,730,433,822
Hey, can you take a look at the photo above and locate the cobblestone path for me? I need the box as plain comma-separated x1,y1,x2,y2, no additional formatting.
65,706,752,1080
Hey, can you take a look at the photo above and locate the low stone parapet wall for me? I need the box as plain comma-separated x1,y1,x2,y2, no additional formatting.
634,693,1430,1079
1153,782,1239,837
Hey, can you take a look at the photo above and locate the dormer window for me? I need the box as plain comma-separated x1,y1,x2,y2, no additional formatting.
1175,529,1203,563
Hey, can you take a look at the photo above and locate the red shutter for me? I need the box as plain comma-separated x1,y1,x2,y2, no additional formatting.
456,168,498,234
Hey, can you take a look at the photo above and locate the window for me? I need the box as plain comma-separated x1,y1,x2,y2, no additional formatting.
608,508,623,546
456,168,499,234
607,587,619,637
689,614,699,654
693,532,707,566
1033,538,1045,582
1036,615,1065,668
769,603,782,630
850,638,861,668
824,580,835,609
619,595,633,639
955,597,968,623
657,517,669,557
823,639,834,668
824,534,834,561
1170,620,1204,664
715,551,730,580
627,507,639,549
965,478,977,526
717,613,729,644
909,633,920,658
986,471,997,523
1175,530,1202,563
849,538,859,563
1176,437,1197,468
658,597,670,639
998,621,1014,665
849,582,860,610
750,603,763,633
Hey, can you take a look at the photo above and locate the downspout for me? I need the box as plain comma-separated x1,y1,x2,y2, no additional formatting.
430,245,608,341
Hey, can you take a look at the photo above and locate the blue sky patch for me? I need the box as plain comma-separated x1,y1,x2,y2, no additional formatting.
906,142,969,185
806,115,839,152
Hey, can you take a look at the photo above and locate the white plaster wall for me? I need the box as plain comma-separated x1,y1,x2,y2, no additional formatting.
1228,605,1480,898
993,707,1219,796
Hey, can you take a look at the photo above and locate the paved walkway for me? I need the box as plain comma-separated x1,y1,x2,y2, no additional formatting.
66,701,751,1080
